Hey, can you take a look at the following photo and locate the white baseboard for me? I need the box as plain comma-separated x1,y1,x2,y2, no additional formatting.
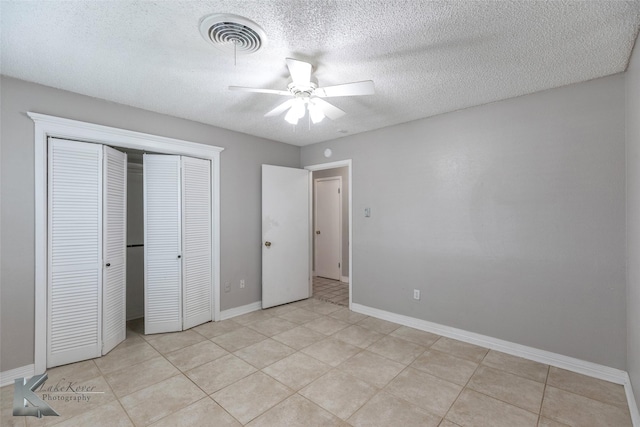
220,301,262,320
2,303,257,385
351,302,639,425
623,372,640,426
1,364,35,387
351,303,627,383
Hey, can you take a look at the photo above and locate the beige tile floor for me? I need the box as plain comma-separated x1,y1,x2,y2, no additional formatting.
1,297,633,426
313,277,349,307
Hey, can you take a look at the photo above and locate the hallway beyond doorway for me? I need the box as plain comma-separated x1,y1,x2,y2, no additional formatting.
312,277,348,307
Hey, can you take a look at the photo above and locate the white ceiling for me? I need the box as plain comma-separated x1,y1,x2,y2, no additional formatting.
2,1,639,147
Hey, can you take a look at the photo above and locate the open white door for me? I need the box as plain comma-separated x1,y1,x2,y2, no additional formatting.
144,154,182,334
181,156,212,329
102,146,127,354
47,138,103,367
315,178,341,280
262,165,310,308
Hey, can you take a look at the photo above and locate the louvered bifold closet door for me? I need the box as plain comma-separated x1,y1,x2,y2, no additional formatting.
181,156,212,329
102,146,127,354
144,155,182,334
47,138,103,368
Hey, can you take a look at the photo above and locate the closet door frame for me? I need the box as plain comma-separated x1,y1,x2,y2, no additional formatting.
31,112,223,375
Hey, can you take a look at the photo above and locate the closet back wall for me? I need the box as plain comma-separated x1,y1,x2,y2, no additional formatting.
0,76,301,373
126,162,144,320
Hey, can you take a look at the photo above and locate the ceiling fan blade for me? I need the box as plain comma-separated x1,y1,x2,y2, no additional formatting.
264,99,295,117
286,58,312,84
315,80,375,97
311,98,346,121
229,86,290,96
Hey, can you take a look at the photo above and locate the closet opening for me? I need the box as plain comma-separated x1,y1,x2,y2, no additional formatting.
124,151,144,327
31,113,223,374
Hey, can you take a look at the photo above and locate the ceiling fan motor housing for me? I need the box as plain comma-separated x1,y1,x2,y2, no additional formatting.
288,82,318,98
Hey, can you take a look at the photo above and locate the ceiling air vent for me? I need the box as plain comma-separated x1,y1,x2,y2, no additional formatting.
199,14,266,55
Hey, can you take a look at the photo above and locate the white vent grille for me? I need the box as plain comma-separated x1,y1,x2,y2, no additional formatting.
199,14,266,55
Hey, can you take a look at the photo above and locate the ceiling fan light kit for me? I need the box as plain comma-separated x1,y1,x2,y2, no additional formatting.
229,57,375,127
308,101,325,124
285,99,307,125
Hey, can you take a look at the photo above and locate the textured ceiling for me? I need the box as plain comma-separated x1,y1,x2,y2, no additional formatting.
2,1,640,146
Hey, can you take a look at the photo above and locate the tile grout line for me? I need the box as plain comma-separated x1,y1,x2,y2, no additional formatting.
462,350,555,420
543,367,632,410
536,365,552,427
120,326,239,425
92,358,135,426
356,331,446,422
155,331,247,426
326,330,411,421
460,373,544,420
439,344,489,424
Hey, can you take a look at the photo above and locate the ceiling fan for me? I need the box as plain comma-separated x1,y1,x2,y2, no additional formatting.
229,58,375,125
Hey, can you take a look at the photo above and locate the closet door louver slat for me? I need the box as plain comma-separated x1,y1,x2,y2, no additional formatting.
47,138,102,367
144,155,182,334
102,145,127,354
181,156,212,329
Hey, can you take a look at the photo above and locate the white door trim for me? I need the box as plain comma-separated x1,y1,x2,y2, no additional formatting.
314,176,342,281
30,112,224,375
305,160,353,309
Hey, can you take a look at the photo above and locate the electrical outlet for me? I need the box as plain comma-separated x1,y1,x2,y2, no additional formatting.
413,289,420,300
240,279,245,289
224,282,231,293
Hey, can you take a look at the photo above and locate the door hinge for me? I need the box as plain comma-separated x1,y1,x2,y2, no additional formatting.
338,262,341,268
338,188,340,194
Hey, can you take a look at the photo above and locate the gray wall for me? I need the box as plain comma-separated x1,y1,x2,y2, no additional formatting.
626,32,640,409
0,76,300,372
302,74,627,369
0,70,631,375
312,167,349,278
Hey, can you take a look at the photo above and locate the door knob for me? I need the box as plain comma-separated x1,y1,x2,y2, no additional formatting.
316,231,321,235
177,255,182,259
105,263,111,267
265,241,272,247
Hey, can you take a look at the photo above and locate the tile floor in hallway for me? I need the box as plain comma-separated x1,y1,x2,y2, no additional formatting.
312,276,349,307
1,297,633,427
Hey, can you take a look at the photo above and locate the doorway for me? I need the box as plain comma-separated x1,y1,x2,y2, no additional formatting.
306,160,352,309
314,177,342,281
